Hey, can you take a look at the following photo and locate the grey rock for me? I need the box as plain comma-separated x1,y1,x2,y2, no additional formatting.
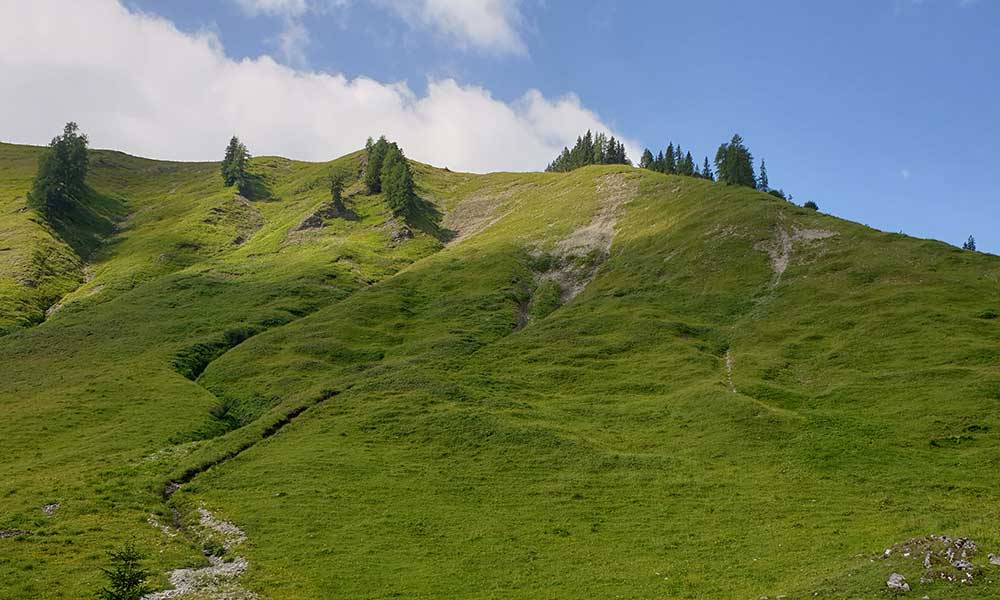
887,572,910,592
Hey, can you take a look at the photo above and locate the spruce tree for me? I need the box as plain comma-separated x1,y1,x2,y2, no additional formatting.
963,235,977,251
593,133,607,164
381,143,415,215
664,143,676,174
682,151,695,176
97,542,150,600
221,136,250,190
701,157,714,181
758,159,769,191
364,136,390,193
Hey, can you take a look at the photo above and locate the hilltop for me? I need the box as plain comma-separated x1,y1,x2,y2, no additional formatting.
1,141,999,599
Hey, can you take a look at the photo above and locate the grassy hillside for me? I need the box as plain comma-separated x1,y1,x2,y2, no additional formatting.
1,142,999,599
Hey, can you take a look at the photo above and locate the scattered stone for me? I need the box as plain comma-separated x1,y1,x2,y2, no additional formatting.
953,559,973,571
145,507,255,599
41,502,60,516
0,529,30,539
989,553,1000,566
887,572,910,592
142,556,256,600
198,507,246,551
390,226,413,242
147,515,175,538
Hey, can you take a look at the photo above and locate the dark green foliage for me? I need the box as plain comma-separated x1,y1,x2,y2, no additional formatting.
380,143,416,215
545,130,630,172
96,543,149,600
664,143,676,174
681,151,695,177
803,200,818,211
640,141,710,181
28,122,89,217
330,170,347,211
221,136,250,192
757,159,769,191
701,157,714,181
639,149,654,169
714,133,756,187
962,235,977,251
364,136,390,193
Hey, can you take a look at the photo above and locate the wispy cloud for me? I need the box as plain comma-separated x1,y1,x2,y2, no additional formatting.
232,0,528,62
377,0,527,56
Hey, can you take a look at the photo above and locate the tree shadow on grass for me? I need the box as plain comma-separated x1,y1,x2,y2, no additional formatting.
238,172,275,201
47,187,127,258
404,194,456,243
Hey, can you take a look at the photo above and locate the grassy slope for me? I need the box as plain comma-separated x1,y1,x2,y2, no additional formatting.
0,143,453,597
2,143,1000,599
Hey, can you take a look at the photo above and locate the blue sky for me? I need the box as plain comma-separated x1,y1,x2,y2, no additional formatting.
2,0,997,252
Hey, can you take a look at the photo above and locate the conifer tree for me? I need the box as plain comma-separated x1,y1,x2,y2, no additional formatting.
758,159,769,191
682,151,695,176
963,235,977,251
593,132,607,164
221,136,250,190
701,157,714,181
380,143,416,215
714,134,756,187
664,143,676,174
364,136,390,193
639,149,654,169
97,542,150,600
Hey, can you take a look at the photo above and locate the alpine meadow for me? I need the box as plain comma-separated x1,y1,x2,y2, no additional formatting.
2,1,1000,599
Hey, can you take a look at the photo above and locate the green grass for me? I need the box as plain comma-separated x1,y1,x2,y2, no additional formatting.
2,143,1000,599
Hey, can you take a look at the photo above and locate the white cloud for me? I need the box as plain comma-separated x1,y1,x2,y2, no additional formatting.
379,0,527,55
0,0,635,173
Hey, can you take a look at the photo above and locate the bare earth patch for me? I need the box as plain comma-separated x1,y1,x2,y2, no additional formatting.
536,172,640,302
442,185,522,244
755,222,837,288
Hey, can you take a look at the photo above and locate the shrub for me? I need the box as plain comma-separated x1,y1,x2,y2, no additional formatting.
803,201,819,211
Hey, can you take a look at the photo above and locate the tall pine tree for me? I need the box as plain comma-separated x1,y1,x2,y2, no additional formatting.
757,159,769,191
364,136,390,193
380,143,416,215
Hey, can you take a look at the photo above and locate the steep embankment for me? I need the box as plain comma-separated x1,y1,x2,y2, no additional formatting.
2,144,1000,599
